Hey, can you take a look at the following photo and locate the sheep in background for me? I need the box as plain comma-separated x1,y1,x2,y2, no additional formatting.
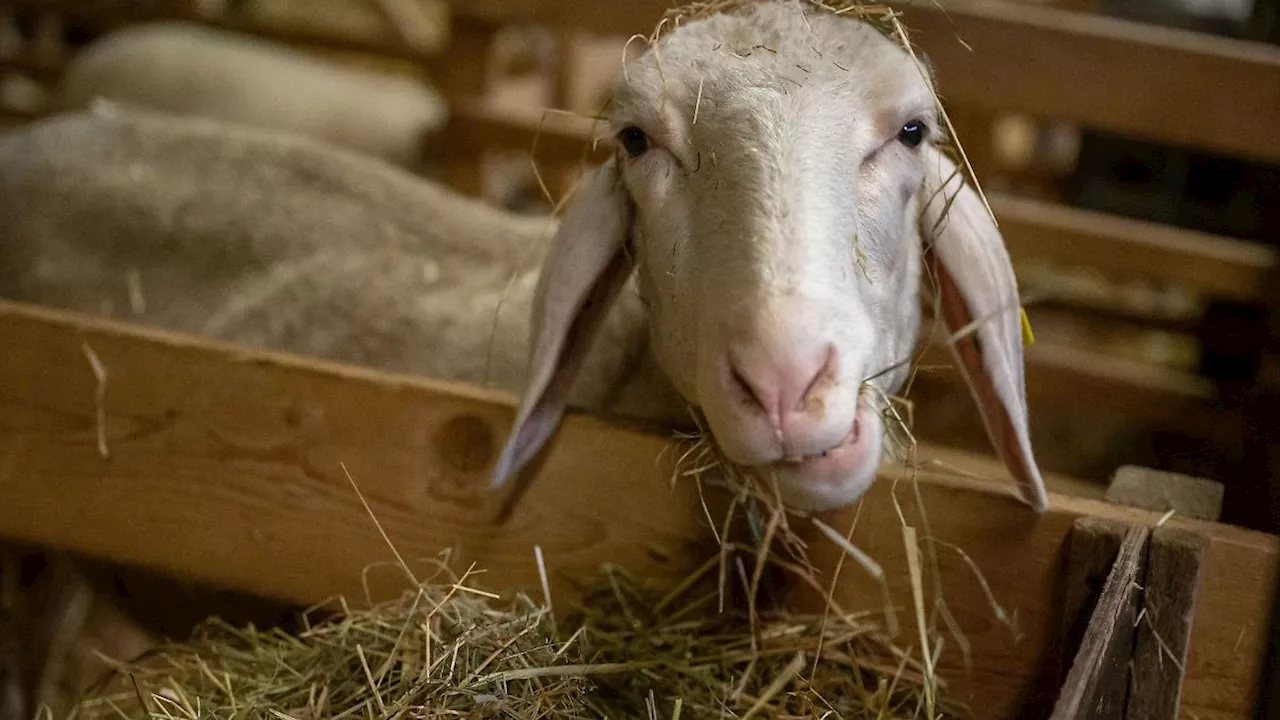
54,21,448,170
0,106,682,427
0,0,1048,519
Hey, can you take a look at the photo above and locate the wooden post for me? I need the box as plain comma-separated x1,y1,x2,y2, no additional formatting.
437,15,497,197
1059,517,1131,686
1051,522,1150,719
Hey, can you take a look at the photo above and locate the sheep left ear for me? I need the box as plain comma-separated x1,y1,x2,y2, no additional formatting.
917,145,1049,512
489,157,634,511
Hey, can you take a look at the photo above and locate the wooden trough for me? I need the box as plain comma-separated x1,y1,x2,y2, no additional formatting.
0,297,1276,719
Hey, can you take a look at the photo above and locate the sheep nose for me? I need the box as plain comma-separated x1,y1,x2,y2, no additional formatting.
727,341,838,430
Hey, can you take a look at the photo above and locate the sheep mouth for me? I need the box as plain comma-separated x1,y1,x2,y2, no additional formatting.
762,397,886,512
780,416,862,464
778,388,878,465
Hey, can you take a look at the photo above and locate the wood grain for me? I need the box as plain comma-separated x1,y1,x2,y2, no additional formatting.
0,299,1273,720
1058,517,1130,689
0,299,712,610
1049,523,1148,719
1128,526,1210,720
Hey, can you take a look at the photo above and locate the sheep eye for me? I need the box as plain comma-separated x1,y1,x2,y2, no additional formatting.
618,126,650,157
896,120,926,148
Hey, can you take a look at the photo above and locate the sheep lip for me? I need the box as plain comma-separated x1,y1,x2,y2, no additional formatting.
779,404,870,466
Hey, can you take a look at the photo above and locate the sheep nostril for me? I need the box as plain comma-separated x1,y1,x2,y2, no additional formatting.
797,344,839,411
731,366,766,412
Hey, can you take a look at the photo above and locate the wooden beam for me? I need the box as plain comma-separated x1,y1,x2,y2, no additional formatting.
993,193,1278,304
0,299,712,610
1057,517,1129,689
1050,521,1149,719
901,0,1280,165
0,299,1273,719
447,0,1280,164
912,333,1229,440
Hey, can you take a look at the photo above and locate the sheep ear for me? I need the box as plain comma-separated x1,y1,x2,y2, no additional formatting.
490,157,633,501
917,146,1049,512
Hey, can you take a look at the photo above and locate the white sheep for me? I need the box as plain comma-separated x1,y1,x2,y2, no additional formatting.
54,21,448,169
490,0,1049,514
0,0,1047,518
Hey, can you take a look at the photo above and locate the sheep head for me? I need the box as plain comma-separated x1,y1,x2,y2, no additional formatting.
492,0,1049,515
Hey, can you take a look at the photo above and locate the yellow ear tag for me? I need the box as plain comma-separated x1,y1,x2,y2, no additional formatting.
1020,308,1035,346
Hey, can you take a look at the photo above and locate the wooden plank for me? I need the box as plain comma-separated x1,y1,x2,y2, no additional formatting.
900,0,1280,165
1128,526,1209,720
447,0,1280,164
992,193,1278,303
1058,517,1130,688
912,336,1230,440
1050,523,1149,719
0,298,712,610
0,299,1273,719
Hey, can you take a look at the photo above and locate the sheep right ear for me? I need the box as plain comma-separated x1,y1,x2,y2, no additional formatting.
917,145,1049,513
490,157,633,503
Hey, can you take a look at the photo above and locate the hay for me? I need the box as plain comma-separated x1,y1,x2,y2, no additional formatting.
65,551,969,720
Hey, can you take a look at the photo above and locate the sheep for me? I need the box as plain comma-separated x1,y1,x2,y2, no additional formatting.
0,0,1047,519
489,0,1050,514
53,21,448,170
0,105,684,428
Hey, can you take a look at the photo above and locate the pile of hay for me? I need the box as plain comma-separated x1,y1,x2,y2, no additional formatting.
65,404,980,720
67,554,965,720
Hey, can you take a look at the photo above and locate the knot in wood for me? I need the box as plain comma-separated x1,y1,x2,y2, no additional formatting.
435,415,495,473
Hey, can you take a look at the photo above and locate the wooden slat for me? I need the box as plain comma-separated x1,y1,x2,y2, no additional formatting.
900,0,1280,165
1057,517,1130,689
1050,522,1149,719
447,0,1280,164
993,193,1278,303
0,299,709,607
0,298,1273,720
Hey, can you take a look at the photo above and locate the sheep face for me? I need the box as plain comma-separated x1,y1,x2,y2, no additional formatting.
604,6,933,511
494,1,1049,517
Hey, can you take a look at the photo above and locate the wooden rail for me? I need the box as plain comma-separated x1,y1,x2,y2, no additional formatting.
447,0,1280,165
0,298,1272,720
